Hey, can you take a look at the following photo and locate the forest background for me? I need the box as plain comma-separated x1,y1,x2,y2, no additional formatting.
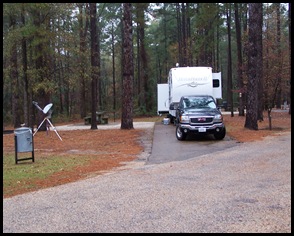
2,3,291,130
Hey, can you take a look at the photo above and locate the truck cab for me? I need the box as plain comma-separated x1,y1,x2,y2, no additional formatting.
175,95,226,140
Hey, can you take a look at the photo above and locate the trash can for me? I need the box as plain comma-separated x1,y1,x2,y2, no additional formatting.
163,118,170,125
14,127,34,164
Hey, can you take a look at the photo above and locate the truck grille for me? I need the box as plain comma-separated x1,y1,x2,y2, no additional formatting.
190,117,213,124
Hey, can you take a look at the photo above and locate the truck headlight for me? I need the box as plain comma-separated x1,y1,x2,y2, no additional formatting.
213,114,223,122
180,115,189,123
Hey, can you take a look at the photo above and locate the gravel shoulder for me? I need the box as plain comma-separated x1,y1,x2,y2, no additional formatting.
3,131,291,233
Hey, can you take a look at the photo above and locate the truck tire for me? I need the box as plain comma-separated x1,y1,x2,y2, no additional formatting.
214,127,226,140
176,125,187,140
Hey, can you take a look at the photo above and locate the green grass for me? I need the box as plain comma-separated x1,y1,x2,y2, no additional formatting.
3,153,91,197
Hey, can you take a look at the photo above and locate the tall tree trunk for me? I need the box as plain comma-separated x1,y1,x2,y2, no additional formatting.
216,6,220,72
121,3,134,129
186,3,192,66
226,4,234,117
136,20,142,109
263,10,270,111
111,22,116,114
137,3,144,111
275,3,282,109
163,3,168,78
181,3,187,66
90,3,98,129
176,3,182,66
97,21,102,111
257,4,264,121
78,3,89,119
245,3,262,130
241,4,248,114
136,3,151,113
234,3,245,116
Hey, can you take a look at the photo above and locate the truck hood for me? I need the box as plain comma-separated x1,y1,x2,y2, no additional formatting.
183,108,221,116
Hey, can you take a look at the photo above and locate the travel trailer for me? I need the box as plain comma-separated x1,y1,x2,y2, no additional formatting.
157,66,222,123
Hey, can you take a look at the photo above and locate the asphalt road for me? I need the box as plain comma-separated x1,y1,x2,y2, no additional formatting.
147,122,241,164
3,123,291,233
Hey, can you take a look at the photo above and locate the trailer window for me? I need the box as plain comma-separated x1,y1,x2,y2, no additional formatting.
213,79,220,88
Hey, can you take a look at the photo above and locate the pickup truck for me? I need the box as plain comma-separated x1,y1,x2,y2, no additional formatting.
175,95,226,140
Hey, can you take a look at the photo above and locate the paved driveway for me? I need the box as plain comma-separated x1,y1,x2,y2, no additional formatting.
147,122,240,164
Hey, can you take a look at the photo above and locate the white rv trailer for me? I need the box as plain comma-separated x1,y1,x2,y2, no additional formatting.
157,66,222,121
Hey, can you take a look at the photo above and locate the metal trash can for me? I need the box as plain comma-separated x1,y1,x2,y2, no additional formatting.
14,127,34,164
163,118,170,125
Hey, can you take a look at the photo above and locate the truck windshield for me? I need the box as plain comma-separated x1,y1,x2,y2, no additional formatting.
183,97,216,109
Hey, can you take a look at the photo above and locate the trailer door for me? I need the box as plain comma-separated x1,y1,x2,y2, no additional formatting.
157,83,169,114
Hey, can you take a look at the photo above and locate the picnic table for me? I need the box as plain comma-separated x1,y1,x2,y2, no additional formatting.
84,111,108,125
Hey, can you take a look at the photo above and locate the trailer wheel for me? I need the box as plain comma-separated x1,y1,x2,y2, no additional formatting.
176,125,187,140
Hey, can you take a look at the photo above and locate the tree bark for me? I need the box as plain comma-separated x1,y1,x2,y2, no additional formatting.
90,3,98,129
275,3,282,109
121,3,134,129
111,22,116,114
234,3,245,116
244,3,262,130
226,4,234,117
78,3,89,119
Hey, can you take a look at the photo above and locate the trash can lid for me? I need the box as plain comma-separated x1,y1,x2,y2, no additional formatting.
14,127,32,134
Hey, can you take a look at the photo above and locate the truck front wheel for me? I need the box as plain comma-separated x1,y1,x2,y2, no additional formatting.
214,127,226,140
176,125,187,140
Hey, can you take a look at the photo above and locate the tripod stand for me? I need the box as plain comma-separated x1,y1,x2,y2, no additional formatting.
32,101,63,141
